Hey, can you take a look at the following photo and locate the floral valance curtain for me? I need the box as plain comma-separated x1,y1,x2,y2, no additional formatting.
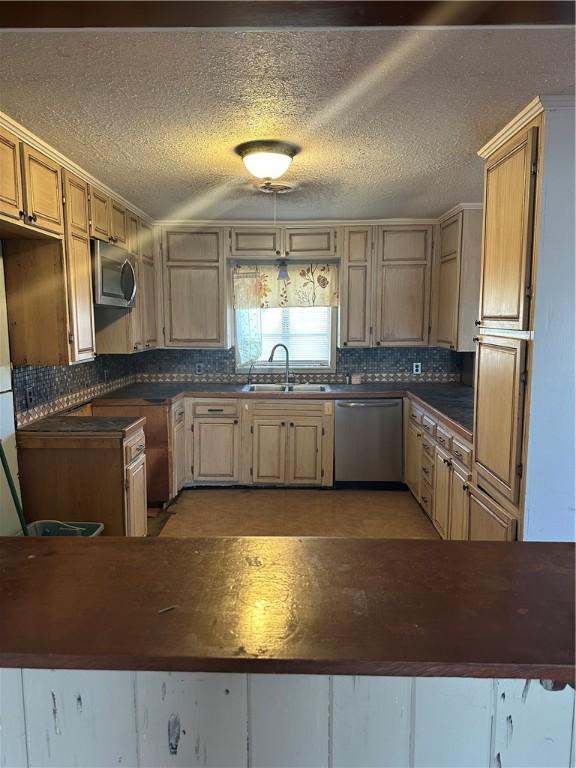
232,262,338,367
233,263,339,309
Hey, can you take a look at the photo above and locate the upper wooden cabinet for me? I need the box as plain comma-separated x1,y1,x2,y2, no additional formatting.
110,199,128,246
0,127,23,222
479,124,539,331
284,228,335,258
339,226,373,347
473,335,527,505
374,225,432,346
433,207,482,352
127,212,140,256
88,185,112,242
230,227,282,258
140,220,155,262
62,171,95,363
163,227,228,348
20,144,64,235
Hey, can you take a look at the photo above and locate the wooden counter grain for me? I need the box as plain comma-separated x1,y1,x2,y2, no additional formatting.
0,537,573,679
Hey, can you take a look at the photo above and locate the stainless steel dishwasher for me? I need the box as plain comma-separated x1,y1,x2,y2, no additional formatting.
334,399,403,482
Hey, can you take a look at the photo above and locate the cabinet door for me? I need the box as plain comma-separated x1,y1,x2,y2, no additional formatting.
110,199,128,246
141,258,158,349
163,228,225,347
433,446,451,539
474,335,526,504
62,171,95,363
449,465,470,540
172,416,186,494
89,186,111,242
252,419,286,485
339,226,372,347
140,221,154,262
405,419,422,500
193,418,240,483
21,144,64,234
127,212,140,255
284,228,336,258
126,214,144,350
0,127,23,221
286,418,323,485
375,225,432,345
468,485,517,541
125,453,148,537
479,126,538,330
230,227,282,258
436,212,462,349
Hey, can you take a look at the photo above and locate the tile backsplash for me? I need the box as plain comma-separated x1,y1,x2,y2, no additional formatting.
12,346,464,424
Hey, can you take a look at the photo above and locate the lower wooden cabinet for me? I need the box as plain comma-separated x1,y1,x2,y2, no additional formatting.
286,418,323,485
193,417,240,483
468,484,517,541
252,419,287,485
449,464,470,540
405,419,422,501
433,447,452,538
16,418,147,536
171,401,187,493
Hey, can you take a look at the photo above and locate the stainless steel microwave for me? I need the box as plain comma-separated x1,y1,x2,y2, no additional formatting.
91,239,137,308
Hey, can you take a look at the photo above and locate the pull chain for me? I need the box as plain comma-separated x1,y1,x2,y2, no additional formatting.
273,191,278,226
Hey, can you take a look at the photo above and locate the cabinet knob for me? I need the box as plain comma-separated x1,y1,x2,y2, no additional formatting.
281,421,286,427
343,341,348,346
285,251,290,255
234,419,239,424
290,422,294,427
475,320,481,326
275,250,281,255
473,336,479,343
417,432,422,438
18,210,25,219
376,341,381,346
422,495,429,503
462,483,469,492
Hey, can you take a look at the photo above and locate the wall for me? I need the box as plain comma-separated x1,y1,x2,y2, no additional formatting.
524,104,576,542
12,346,464,425
1,669,574,768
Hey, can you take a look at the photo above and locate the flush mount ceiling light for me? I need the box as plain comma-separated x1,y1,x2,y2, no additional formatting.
235,140,299,193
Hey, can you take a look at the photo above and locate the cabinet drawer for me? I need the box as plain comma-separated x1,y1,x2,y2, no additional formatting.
435,425,452,450
193,401,239,417
452,439,472,469
409,404,422,425
421,436,435,459
124,430,146,465
421,414,436,437
420,480,434,518
421,453,434,486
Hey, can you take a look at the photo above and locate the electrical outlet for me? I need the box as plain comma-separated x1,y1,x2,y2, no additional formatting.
413,362,422,375
25,386,36,409
195,363,205,375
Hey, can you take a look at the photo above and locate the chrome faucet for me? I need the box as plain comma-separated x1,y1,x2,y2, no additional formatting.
268,343,290,388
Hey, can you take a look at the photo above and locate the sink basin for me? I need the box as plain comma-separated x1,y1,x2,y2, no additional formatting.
288,384,330,392
244,384,286,392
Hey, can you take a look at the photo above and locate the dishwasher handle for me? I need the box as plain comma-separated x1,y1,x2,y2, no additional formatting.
336,400,400,408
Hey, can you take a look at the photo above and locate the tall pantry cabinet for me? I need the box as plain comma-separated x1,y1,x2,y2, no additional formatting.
471,96,575,541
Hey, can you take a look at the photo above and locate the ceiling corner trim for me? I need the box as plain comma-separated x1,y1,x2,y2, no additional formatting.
477,96,545,158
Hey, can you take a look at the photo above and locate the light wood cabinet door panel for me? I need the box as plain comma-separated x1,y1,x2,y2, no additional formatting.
375,226,432,346
449,466,470,541
436,212,462,349
340,226,372,347
66,232,95,362
468,485,517,541
193,418,240,483
127,212,140,256
165,229,221,263
125,453,147,537
405,419,422,501
64,170,89,236
21,144,63,234
474,335,526,504
0,127,23,221
433,447,451,539
230,228,282,258
284,228,336,257
480,126,538,330
173,419,186,492
287,418,323,485
89,186,111,242
252,420,286,485
141,258,158,349
165,264,221,346
110,199,128,246
140,221,154,262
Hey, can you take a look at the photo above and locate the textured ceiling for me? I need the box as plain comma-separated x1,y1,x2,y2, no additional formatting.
0,29,573,221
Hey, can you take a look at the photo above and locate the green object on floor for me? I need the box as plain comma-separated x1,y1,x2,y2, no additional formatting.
0,438,28,536
26,520,104,537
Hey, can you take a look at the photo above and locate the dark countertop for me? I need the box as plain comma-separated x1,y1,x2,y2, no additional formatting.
0,537,573,679
18,415,146,436
95,382,474,439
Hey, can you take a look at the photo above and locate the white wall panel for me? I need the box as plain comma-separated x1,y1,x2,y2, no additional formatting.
136,672,248,767
0,391,21,537
332,676,411,767
0,669,27,768
22,669,138,768
249,674,330,768
493,679,575,768
412,677,493,767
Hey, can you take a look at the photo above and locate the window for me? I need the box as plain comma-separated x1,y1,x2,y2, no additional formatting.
236,306,334,370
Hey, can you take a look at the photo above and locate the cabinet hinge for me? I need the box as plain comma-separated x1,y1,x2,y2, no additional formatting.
321,468,324,478
531,161,538,175
125,479,129,491
68,332,74,344
516,462,523,478
190,424,194,432
520,370,528,385
321,427,325,437
250,467,253,476
250,426,254,434
62,195,66,205
525,285,532,299
191,465,194,475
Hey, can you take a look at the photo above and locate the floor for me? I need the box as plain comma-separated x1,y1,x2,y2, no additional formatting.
155,488,438,539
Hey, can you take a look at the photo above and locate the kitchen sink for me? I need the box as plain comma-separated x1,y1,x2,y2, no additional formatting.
243,383,330,393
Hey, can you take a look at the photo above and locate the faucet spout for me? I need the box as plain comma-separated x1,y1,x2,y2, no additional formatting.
268,343,290,387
